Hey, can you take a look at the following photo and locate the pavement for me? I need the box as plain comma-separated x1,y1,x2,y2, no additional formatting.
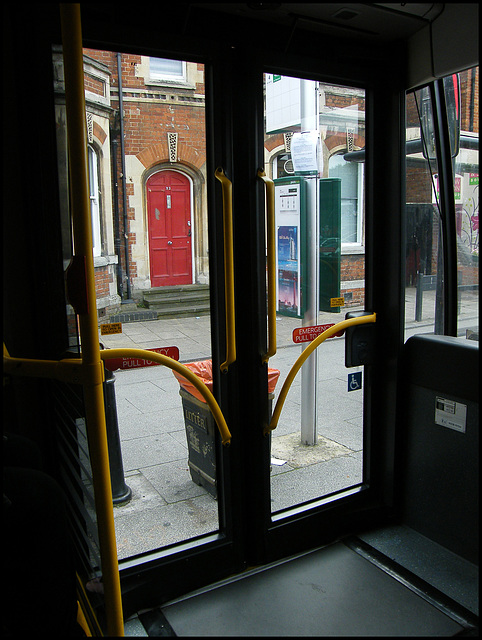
98,287,478,562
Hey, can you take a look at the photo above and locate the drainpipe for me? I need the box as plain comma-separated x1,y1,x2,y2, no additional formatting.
117,52,133,301
111,135,124,299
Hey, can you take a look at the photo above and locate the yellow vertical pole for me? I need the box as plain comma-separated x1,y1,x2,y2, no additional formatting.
59,4,124,635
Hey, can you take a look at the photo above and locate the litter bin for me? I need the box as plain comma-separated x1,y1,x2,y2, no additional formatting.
173,361,280,498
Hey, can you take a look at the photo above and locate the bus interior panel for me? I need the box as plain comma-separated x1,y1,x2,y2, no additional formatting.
3,3,478,636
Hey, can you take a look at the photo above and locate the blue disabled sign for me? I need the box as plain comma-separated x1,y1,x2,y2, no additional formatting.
348,371,362,392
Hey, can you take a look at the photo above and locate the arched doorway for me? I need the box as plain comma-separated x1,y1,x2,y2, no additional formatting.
146,170,193,286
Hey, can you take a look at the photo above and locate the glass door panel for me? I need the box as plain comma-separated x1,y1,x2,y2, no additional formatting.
54,47,220,559
263,74,367,514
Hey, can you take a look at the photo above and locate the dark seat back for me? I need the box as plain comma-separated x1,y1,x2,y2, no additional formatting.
399,334,479,564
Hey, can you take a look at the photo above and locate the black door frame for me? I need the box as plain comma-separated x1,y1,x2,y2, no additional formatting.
19,3,406,612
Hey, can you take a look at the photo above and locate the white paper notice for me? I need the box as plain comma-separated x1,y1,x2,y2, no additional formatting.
291,131,321,174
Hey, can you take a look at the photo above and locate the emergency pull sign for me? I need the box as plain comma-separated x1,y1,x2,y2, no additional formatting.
104,346,180,371
292,323,344,344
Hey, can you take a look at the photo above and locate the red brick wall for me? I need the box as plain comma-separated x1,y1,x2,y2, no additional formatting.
83,49,207,170
94,265,113,297
460,67,479,133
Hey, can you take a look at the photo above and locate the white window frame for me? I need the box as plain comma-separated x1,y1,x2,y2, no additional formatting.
149,57,187,84
88,145,102,257
329,153,364,249
351,161,364,248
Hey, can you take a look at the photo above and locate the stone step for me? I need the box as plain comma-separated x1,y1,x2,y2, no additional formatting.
144,290,210,305
141,285,210,318
143,284,209,296
143,284,209,312
149,302,211,318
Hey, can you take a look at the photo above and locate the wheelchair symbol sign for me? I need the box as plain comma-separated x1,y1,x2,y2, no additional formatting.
348,371,362,392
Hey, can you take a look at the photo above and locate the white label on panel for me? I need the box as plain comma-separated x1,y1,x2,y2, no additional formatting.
435,396,467,433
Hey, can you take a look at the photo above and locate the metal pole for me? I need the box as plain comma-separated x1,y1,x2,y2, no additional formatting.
59,5,124,635
104,369,132,504
300,79,319,445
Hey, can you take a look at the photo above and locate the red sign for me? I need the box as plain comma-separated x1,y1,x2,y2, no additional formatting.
292,324,344,344
104,346,179,371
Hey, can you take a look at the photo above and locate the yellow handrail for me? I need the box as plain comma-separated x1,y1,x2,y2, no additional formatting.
215,167,236,373
3,352,101,385
3,347,232,446
60,4,124,635
257,169,277,363
100,349,232,446
265,313,377,436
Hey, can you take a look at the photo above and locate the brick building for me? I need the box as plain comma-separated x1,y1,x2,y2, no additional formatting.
53,50,477,320
54,48,209,321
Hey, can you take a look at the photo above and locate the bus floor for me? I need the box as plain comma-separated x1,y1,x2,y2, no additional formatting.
125,525,478,636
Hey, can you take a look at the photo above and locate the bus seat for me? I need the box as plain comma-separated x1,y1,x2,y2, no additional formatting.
399,334,479,564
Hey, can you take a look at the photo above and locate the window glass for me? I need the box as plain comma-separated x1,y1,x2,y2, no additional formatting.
404,67,479,341
150,57,185,81
264,73,367,515
329,154,362,244
405,88,444,337
88,145,101,257
451,67,479,339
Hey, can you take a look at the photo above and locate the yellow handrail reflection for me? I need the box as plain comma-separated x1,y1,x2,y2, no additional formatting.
100,349,232,446
258,169,277,363
215,167,236,373
266,313,376,436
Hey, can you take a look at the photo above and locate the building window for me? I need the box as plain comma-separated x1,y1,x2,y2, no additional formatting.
88,145,102,257
149,57,186,83
329,153,364,245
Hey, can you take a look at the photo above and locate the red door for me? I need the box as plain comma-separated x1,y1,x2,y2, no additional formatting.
147,171,192,286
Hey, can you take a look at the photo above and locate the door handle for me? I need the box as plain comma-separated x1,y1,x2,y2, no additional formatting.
266,313,377,436
257,169,276,363
215,167,236,373
167,241,173,245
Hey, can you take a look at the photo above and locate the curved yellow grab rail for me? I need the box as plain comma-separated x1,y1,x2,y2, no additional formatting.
265,313,376,436
215,167,236,373
257,169,276,363
3,347,232,446
100,349,231,446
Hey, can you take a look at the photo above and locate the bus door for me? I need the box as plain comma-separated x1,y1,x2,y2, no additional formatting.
219,48,401,567
51,19,403,615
